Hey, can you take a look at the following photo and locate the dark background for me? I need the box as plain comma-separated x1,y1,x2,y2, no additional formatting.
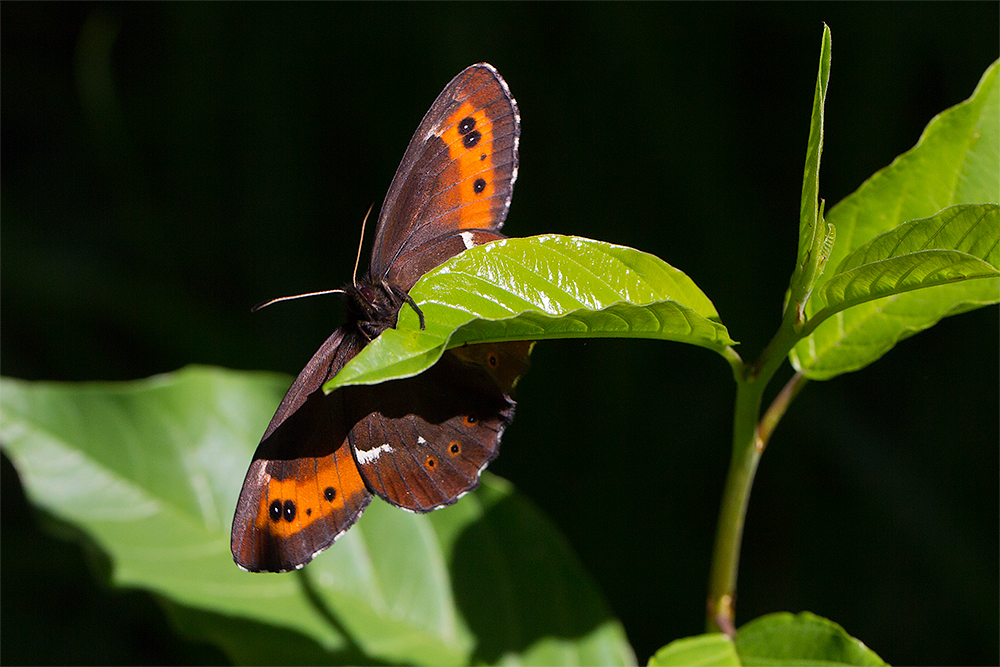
2,3,997,665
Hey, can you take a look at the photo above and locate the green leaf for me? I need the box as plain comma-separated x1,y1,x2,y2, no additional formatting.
648,633,740,666
326,234,735,391
735,612,886,666
789,24,833,316
791,60,1000,379
816,204,999,315
646,612,887,667
0,367,635,666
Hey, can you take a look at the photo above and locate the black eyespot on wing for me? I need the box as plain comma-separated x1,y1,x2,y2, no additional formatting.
458,117,476,135
463,130,481,148
473,178,486,194
282,499,296,522
324,486,336,502
269,500,282,522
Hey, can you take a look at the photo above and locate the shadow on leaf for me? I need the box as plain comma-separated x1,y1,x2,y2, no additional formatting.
451,491,622,664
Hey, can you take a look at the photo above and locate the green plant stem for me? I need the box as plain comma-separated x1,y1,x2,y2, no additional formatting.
706,310,806,635
758,372,810,452
705,375,766,637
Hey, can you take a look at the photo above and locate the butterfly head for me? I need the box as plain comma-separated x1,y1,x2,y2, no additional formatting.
343,278,398,340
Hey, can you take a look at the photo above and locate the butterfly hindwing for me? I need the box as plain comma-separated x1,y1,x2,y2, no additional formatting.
349,342,530,511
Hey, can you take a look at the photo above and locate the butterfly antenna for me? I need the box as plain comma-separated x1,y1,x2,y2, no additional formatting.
352,203,374,287
253,204,375,313
251,289,348,313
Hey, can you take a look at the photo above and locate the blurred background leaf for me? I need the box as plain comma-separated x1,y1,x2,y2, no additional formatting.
0,368,633,665
2,3,997,664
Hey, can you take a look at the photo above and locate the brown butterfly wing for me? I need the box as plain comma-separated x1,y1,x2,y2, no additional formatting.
369,63,519,280
387,229,506,292
351,341,533,511
232,329,373,572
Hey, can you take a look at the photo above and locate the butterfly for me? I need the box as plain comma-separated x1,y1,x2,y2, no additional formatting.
232,63,532,572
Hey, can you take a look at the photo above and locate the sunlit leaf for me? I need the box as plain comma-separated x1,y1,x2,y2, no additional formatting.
789,24,833,312
327,235,735,391
735,612,886,666
791,61,1000,379
648,634,740,666
816,204,999,315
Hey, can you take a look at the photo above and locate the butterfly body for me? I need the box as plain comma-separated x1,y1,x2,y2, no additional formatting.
232,63,529,573
343,277,408,339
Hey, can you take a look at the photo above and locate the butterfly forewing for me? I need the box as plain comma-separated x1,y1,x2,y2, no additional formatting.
369,63,520,279
387,229,505,292
232,329,373,572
